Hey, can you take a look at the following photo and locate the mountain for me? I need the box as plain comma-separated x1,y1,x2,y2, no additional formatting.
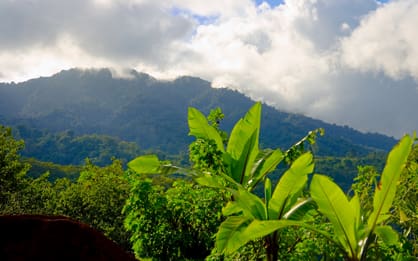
0,68,397,160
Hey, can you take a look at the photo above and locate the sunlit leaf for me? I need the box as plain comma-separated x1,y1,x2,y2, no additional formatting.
128,155,193,176
222,201,243,216
226,102,261,185
231,188,267,220
349,194,361,232
228,130,258,183
269,152,314,219
310,174,357,258
249,148,284,190
215,216,251,254
128,155,161,174
217,218,302,255
188,107,224,152
368,134,414,230
195,173,226,189
283,198,316,221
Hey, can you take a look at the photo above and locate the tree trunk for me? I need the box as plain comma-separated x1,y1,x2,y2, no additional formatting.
265,234,278,261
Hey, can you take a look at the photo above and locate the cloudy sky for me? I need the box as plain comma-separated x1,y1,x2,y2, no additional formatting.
0,0,417,138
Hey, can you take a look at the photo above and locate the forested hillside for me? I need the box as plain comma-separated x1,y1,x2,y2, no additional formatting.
0,68,396,159
13,125,141,166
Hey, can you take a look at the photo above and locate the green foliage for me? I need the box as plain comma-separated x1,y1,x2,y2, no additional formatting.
24,157,81,181
189,138,225,175
188,107,225,153
189,107,228,175
352,145,418,258
123,178,226,260
316,152,387,192
0,173,58,215
207,107,228,144
0,125,30,206
276,223,343,260
165,181,226,259
284,128,324,165
14,126,141,166
124,179,170,259
310,134,415,261
55,159,132,250
351,166,380,218
393,144,418,257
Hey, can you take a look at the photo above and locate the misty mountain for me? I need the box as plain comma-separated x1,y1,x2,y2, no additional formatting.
0,68,396,158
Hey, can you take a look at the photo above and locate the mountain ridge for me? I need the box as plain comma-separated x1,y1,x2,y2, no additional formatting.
0,68,397,159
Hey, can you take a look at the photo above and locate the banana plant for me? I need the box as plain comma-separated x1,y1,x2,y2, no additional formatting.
128,102,323,192
188,102,323,191
310,134,415,261
215,152,315,261
189,102,284,190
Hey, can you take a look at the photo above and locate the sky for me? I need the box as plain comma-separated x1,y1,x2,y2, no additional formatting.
0,0,416,138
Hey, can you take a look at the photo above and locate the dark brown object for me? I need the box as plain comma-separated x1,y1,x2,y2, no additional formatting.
0,215,137,261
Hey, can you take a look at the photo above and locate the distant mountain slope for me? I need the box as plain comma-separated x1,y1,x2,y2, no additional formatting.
13,125,141,166
0,68,396,157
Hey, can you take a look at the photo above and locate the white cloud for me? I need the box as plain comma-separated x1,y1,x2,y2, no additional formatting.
341,0,418,80
0,0,417,137
168,0,418,137
0,0,194,80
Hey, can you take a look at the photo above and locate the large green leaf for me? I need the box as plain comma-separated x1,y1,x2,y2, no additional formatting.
367,134,414,229
283,198,316,221
269,152,314,219
228,130,258,184
188,107,224,152
310,174,357,258
229,188,267,220
215,216,251,254
349,194,362,235
194,173,227,189
128,155,193,176
248,148,284,190
195,171,243,191
229,102,261,156
128,155,162,174
217,217,302,255
241,219,303,246
222,201,244,216
226,102,261,185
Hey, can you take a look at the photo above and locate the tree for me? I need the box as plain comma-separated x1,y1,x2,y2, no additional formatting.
123,178,171,259
1,173,58,215
0,125,29,207
55,159,132,250
123,178,226,260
